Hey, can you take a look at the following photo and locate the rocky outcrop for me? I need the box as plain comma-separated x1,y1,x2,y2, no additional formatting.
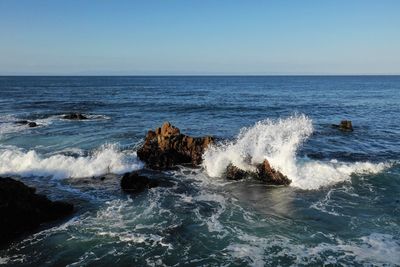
137,122,214,169
120,172,159,193
15,120,38,127
0,177,74,246
332,120,353,132
225,159,291,185
62,113,88,120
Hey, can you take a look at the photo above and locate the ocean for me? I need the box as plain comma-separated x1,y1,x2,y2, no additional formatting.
0,76,399,266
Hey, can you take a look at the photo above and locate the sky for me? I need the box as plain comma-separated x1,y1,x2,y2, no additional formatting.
0,0,399,75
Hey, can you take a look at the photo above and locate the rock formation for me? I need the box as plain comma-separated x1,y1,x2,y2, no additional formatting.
120,172,159,193
225,159,291,185
0,177,74,246
332,120,353,132
62,113,88,120
137,122,214,169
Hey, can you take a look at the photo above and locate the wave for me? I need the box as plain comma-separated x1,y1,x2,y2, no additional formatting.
0,144,143,179
203,115,391,190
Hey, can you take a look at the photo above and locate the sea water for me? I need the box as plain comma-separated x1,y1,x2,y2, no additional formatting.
0,76,399,266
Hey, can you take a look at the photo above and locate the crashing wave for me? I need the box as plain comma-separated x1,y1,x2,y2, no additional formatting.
203,115,390,190
0,144,143,179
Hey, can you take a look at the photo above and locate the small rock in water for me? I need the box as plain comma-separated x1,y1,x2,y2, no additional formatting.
225,164,253,180
62,113,88,120
0,177,74,246
256,160,291,185
137,122,214,170
332,120,353,131
120,172,159,193
224,159,291,186
15,120,38,127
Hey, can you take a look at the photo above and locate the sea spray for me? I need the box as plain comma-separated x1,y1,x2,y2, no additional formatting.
0,144,143,179
203,114,313,178
203,115,390,189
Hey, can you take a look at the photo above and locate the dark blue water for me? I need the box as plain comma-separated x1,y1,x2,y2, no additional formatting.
0,76,399,266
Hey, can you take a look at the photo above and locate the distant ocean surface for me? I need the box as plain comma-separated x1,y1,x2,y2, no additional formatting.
0,76,399,266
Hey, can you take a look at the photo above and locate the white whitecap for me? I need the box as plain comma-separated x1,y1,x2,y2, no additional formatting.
0,144,143,179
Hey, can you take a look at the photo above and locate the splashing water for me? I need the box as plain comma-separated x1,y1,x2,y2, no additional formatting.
0,144,143,179
203,115,390,190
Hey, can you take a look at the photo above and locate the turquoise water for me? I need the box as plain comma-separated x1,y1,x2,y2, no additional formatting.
0,76,399,266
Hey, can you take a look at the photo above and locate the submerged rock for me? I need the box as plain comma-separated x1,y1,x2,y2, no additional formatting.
224,159,291,185
137,122,214,170
0,177,74,246
120,172,159,193
332,120,353,132
62,113,88,120
15,120,38,127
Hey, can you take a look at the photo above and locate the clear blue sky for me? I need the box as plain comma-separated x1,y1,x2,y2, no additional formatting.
0,0,399,75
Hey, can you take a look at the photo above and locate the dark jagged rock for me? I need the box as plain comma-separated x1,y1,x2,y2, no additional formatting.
256,160,291,185
224,159,291,186
120,172,159,193
225,164,253,180
332,120,353,132
137,122,214,170
15,120,38,127
62,113,88,120
0,177,74,246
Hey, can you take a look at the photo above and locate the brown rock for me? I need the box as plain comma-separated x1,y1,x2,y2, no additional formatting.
256,160,291,185
332,120,353,132
224,159,291,186
137,122,214,170
225,164,253,180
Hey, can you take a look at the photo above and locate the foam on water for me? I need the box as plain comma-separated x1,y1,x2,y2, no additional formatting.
203,115,390,190
0,144,143,179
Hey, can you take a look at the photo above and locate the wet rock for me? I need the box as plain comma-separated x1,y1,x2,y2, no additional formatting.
137,122,214,170
120,172,159,193
0,177,74,246
332,120,353,132
62,113,88,120
224,159,291,185
256,160,291,185
15,120,38,127
225,164,253,180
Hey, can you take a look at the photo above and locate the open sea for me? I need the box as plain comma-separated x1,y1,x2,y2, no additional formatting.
0,76,399,266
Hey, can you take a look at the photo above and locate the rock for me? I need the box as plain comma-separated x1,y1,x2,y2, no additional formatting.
0,177,74,246
256,160,291,185
225,164,253,180
224,159,291,186
62,113,88,120
120,172,159,193
15,120,29,124
15,120,38,127
332,120,353,131
137,122,214,169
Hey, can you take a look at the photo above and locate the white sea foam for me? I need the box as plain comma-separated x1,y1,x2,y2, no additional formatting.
0,144,143,179
203,115,390,190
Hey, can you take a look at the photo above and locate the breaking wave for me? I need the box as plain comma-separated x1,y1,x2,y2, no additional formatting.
0,144,143,179
203,115,391,190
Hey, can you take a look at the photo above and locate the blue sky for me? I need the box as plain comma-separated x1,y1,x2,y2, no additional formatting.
0,0,399,75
